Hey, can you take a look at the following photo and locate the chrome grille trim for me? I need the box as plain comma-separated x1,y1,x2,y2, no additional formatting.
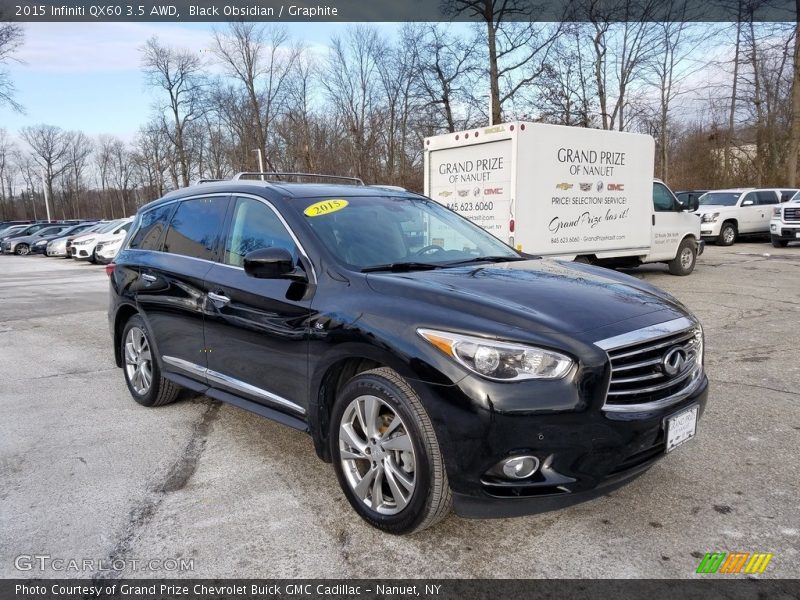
596,317,704,413
784,206,800,222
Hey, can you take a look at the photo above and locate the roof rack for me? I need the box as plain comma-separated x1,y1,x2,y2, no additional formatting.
197,178,224,184
232,172,365,186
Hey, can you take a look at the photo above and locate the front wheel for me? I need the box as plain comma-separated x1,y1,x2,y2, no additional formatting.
121,315,181,407
330,367,451,534
717,222,737,246
771,236,788,248
14,244,30,256
668,238,697,276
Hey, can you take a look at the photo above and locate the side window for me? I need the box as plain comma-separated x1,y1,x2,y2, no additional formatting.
163,197,228,261
653,183,675,212
114,222,132,235
756,191,778,205
223,197,297,267
129,204,174,251
780,190,795,202
740,192,756,206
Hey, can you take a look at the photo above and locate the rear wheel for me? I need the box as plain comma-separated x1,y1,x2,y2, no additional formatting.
717,222,737,246
14,244,30,256
771,236,788,248
668,238,697,276
330,367,451,534
121,315,180,407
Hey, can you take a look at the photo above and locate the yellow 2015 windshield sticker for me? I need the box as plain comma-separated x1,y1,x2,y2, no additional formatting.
304,199,349,217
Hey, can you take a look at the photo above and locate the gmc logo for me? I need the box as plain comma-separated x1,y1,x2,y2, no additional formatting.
484,188,504,195
608,183,624,191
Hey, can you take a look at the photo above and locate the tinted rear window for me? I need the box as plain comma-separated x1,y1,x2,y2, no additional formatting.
163,197,228,261
129,205,175,251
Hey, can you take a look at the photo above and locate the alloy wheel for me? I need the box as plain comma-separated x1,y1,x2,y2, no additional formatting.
680,247,694,270
124,326,153,395
338,394,417,515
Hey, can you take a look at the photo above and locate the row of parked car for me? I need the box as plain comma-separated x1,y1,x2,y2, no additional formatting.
681,187,800,247
0,217,133,263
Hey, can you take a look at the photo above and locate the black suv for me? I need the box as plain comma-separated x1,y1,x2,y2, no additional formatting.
109,174,708,534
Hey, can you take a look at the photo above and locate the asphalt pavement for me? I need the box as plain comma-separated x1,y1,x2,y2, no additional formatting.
0,244,798,579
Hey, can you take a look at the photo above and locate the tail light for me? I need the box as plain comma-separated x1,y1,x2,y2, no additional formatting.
105,263,115,278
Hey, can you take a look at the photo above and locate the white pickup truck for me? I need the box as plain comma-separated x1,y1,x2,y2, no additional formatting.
769,192,800,247
695,188,798,246
424,122,704,275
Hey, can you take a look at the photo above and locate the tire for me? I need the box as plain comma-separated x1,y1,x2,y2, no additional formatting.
717,222,737,246
668,238,697,276
330,367,451,534
14,244,30,256
771,237,788,248
89,249,97,264
121,315,180,407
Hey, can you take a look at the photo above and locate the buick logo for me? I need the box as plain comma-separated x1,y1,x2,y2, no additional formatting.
662,346,687,376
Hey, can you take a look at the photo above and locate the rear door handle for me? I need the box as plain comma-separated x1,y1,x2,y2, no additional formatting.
208,291,231,306
141,273,157,283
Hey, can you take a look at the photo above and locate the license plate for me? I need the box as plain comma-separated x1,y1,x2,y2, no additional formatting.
665,405,698,453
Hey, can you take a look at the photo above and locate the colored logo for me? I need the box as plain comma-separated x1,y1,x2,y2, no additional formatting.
457,189,469,197
579,183,592,191
696,552,773,574
608,183,625,191
484,126,506,134
438,190,453,198
556,182,574,190
596,181,604,192
484,188,503,195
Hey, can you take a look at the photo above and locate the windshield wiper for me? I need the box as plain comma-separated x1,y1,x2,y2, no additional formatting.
443,255,528,267
361,262,443,273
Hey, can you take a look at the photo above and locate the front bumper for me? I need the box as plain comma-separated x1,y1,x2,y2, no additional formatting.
416,371,709,519
699,220,722,237
770,221,800,241
71,245,95,260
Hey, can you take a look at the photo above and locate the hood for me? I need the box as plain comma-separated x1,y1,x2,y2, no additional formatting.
365,259,687,336
694,204,730,213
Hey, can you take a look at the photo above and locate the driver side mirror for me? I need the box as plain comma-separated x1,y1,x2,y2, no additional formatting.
741,199,754,206
243,247,307,282
685,196,699,212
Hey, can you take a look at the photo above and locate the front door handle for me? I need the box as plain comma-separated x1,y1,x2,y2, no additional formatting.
208,291,231,306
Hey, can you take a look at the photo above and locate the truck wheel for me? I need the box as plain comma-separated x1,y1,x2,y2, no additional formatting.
330,367,451,534
771,237,788,248
717,222,737,246
668,238,697,276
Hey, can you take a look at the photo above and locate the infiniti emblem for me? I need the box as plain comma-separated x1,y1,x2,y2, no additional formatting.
662,346,687,376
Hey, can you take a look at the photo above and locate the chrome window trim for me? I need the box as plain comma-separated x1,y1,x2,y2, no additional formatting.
162,355,306,415
123,192,317,284
594,316,696,351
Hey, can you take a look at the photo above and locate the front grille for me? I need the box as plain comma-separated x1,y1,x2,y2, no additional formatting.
604,325,702,410
784,206,800,222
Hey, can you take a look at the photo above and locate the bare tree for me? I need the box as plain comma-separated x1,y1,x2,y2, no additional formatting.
0,128,15,219
141,37,205,187
21,124,72,214
63,131,92,218
446,0,562,124
211,23,300,172
415,24,480,133
0,18,23,112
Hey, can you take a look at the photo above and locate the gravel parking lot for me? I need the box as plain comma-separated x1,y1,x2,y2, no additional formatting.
1,244,798,579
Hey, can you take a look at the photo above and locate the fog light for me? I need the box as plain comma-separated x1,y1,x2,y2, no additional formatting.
501,455,540,479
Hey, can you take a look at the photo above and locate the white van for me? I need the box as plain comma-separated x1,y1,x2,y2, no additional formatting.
424,122,703,275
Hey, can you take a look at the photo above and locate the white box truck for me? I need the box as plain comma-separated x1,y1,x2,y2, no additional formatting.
424,122,703,275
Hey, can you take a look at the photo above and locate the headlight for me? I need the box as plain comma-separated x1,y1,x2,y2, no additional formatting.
693,324,704,367
417,329,573,381
102,239,122,250
773,207,782,217
700,212,719,223
74,238,95,246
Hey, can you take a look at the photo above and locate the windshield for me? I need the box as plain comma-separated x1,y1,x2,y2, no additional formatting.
698,192,742,206
789,191,800,203
95,220,125,234
299,196,520,270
